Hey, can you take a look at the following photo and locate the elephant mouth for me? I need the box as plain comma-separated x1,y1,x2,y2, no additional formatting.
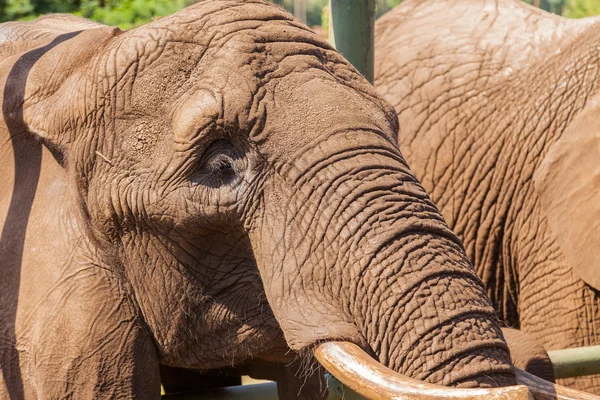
314,341,600,400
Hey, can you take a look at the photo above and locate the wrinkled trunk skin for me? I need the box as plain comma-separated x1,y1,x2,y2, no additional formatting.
241,68,516,389
249,131,515,387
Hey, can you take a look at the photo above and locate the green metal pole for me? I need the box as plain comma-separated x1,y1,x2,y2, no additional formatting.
294,0,307,23
328,0,375,83
548,345,600,379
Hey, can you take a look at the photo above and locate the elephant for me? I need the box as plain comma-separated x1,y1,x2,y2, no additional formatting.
502,328,555,384
0,1,536,399
375,0,600,393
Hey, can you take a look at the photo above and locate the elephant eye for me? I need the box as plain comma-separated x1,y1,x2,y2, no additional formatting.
195,139,239,187
207,153,234,175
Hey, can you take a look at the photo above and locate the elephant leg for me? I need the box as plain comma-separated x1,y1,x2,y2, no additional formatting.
21,265,160,399
517,206,600,393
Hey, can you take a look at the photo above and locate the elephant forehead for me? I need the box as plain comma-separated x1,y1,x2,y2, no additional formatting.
90,0,395,162
103,0,305,82
98,0,326,123
253,72,398,160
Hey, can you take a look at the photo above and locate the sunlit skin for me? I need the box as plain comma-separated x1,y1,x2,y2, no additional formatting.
376,0,600,393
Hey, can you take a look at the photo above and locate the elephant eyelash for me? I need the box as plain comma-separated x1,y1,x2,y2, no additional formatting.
206,154,234,175
192,139,241,187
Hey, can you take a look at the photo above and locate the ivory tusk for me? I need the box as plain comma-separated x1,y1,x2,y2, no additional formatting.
314,341,533,399
514,367,600,400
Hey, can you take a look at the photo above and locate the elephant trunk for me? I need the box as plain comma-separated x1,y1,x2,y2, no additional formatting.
351,228,515,387
249,131,516,388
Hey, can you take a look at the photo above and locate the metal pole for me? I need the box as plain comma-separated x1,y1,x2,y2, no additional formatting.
328,0,375,83
548,345,600,379
294,0,307,23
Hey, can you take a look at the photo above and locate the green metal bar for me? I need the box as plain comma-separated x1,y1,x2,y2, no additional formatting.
548,345,600,379
328,0,375,83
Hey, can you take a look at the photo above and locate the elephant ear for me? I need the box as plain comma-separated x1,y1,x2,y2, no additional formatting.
2,23,120,163
533,95,600,290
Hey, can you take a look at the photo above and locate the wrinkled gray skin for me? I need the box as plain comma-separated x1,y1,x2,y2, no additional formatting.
376,0,600,392
0,1,516,398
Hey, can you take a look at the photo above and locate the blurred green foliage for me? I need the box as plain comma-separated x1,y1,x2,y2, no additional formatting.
375,0,403,17
564,0,600,18
271,0,327,26
522,0,564,14
521,0,600,16
78,0,187,28
0,0,189,27
0,0,599,28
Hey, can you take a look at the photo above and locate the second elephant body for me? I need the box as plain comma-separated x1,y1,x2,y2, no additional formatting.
376,0,600,392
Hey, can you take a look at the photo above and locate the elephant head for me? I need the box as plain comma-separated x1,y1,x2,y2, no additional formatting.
0,0,545,396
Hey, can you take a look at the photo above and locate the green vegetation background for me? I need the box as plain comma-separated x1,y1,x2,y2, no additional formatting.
0,0,598,28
